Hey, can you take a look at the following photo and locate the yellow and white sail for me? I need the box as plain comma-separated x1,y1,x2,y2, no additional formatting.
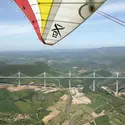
15,0,106,45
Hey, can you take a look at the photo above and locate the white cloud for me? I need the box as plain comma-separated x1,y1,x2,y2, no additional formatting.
101,1,125,14
0,22,34,37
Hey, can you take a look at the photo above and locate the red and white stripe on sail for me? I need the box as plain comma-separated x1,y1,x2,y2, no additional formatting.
27,0,42,34
14,0,43,42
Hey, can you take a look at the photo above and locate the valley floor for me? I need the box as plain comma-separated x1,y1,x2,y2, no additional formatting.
0,85,125,125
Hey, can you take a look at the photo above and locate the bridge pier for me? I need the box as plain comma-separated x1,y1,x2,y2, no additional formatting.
69,71,71,89
116,72,119,95
93,71,96,92
44,72,46,89
18,71,21,86
57,78,60,88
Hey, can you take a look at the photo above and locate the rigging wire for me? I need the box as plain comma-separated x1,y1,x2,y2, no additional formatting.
96,10,125,27
98,10,125,24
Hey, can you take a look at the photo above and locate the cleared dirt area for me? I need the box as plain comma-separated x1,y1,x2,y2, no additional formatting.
5,84,58,93
70,88,91,104
60,94,68,101
7,85,30,92
84,123,90,125
92,110,105,119
42,107,60,124
7,85,42,92
62,120,69,125
44,88,58,93
42,100,67,124
60,88,91,105
0,85,8,89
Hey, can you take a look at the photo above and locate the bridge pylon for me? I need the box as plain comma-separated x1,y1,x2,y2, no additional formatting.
116,72,119,95
18,71,21,86
93,71,96,92
68,71,71,89
44,72,46,89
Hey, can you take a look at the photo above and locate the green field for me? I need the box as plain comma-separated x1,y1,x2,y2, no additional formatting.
47,90,125,125
0,89,66,125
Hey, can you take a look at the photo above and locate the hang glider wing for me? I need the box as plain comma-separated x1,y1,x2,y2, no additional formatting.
14,0,106,45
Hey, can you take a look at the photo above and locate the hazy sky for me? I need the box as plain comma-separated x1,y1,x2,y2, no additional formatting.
0,0,125,51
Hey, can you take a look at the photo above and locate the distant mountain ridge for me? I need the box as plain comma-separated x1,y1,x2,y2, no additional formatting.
1,46,125,73
0,62,56,76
